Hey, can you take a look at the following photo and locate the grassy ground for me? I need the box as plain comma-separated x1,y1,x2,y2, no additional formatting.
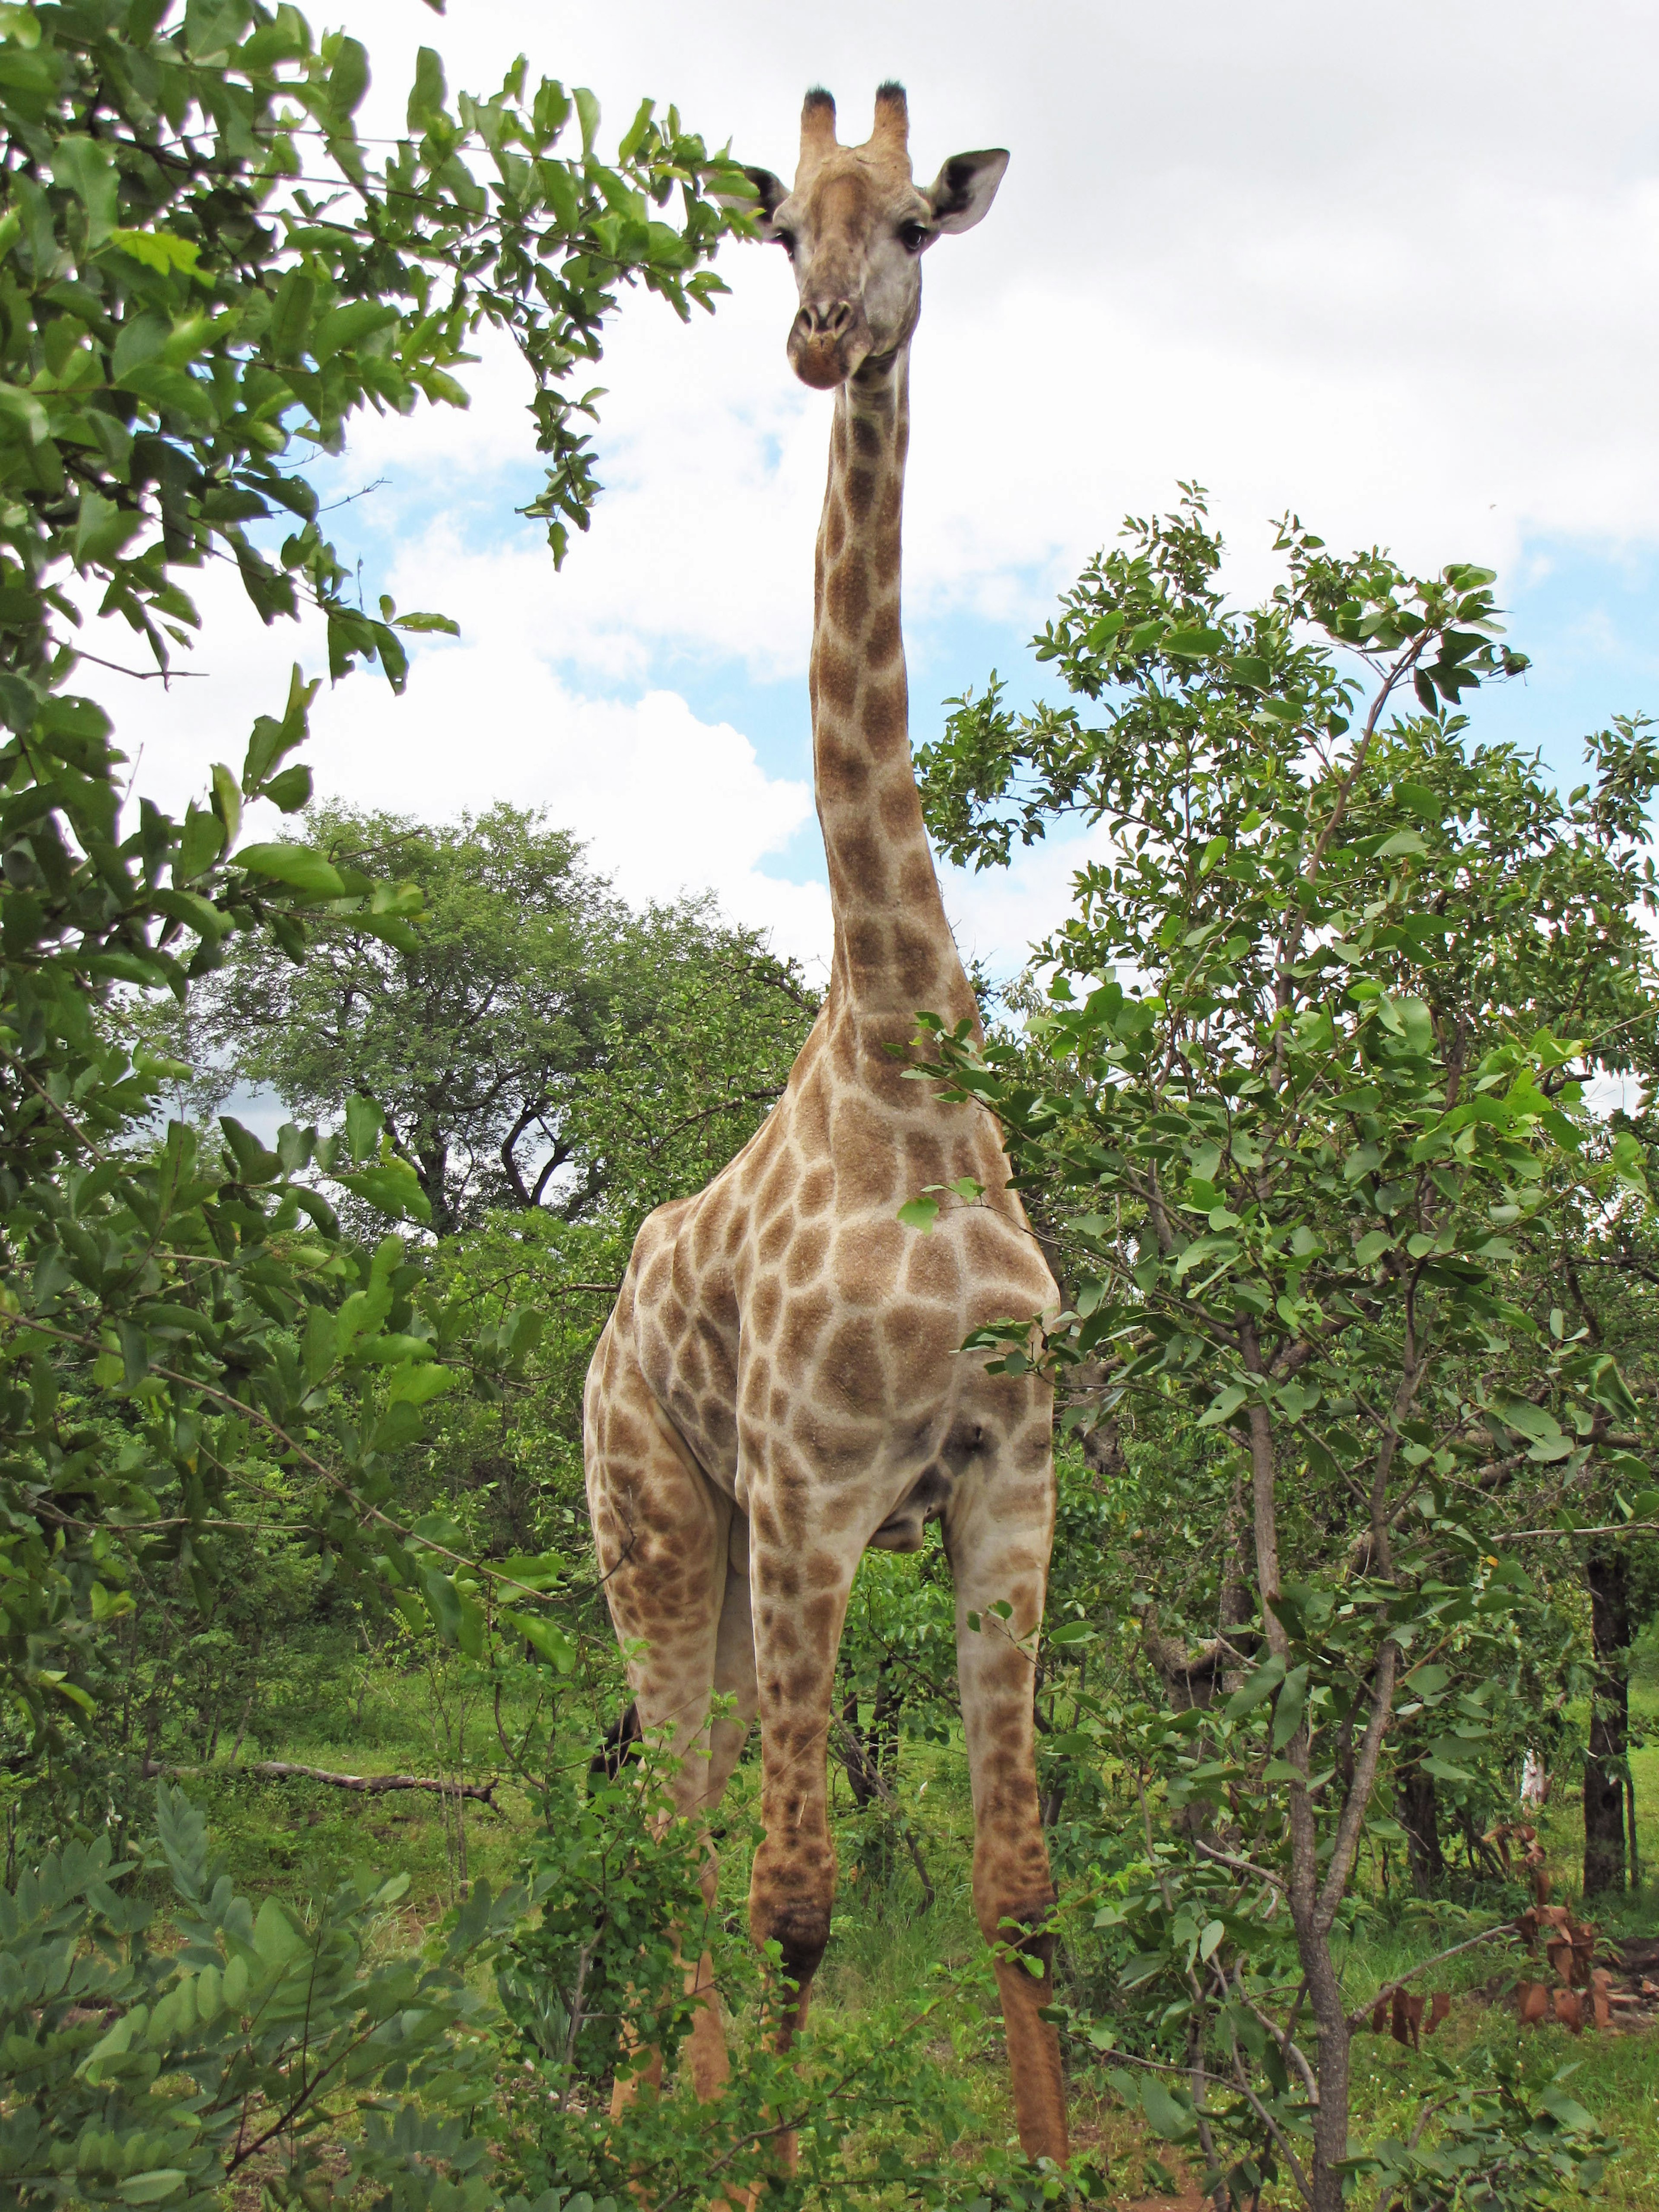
172,1638,1659,2209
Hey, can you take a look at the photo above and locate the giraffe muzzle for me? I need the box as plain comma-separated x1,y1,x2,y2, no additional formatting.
788,300,870,389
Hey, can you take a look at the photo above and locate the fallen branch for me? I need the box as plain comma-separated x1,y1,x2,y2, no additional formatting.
143,1759,498,1804
1345,1920,1516,2032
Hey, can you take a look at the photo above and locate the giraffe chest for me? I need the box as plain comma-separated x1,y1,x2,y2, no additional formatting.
631,1090,1054,1510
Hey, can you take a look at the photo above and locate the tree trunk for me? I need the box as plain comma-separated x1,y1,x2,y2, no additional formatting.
1583,1541,1631,1898
1398,1759,1444,1895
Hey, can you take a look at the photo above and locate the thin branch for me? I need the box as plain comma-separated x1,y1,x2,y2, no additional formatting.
73,650,209,682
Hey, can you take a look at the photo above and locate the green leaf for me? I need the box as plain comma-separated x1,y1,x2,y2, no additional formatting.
336,1162,432,1225
388,1361,458,1407
1197,1381,1246,1429
1271,1663,1309,1750
235,842,346,897
897,1195,940,1233
1378,828,1428,858
344,1093,383,1162
408,43,448,131
574,84,601,154
73,488,140,564
1139,2077,1197,2142
504,1609,577,1672
52,135,117,243
1163,626,1227,658
253,1894,304,1964
175,803,224,881
109,227,202,277
210,763,242,848
328,33,369,117
1611,1130,1648,1191
1224,1655,1284,1719
119,2173,188,2204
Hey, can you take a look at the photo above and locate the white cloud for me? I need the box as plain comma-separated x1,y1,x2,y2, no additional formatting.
82,556,832,969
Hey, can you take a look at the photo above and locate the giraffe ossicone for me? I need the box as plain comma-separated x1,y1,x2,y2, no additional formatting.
584,83,1069,2167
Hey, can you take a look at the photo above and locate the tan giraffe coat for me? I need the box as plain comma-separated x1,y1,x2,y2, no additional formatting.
584,83,1069,2166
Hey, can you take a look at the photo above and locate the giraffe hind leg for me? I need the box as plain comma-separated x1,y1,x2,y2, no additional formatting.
942,1405,1070,2166
585,1323,753,2110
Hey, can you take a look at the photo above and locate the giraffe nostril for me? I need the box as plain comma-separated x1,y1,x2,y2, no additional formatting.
801,300,854,339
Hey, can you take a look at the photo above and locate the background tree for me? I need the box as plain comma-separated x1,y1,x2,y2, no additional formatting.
188,804,817,1236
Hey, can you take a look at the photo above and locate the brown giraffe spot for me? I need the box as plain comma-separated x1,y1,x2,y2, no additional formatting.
816,642,857,713
817,731,869,803
836,824,889,899
905,1234,962,1303
844,466,877,521
893,919,941,1001
881,778,924,839
816,1314,887,1419
903,1129,947,1189
867,603,901,667
862,677,908,759
792,1062,831,1150
751,1273,782,1342
884,1302,961,1381
779,1287,834,1371
824,499,847,562
826,549,870,632
755,1146,797,1222
832,1217,904,1302
791,1407,879,1478
831,1097,900,1205
798,1160,834,1215
756,1550,801,1599
851,410,883,459
895,844,936,901
786,1222,831,1286
690,1185,730,1266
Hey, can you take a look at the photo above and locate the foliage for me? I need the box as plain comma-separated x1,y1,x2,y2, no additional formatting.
0,1782,521,2212
1360,2054,1616,2211
912,493,1659,2208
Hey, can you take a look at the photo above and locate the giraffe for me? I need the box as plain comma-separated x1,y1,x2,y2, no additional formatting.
582,83,1068,2166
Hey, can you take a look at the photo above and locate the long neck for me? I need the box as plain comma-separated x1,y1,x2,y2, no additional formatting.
810,355,974,1026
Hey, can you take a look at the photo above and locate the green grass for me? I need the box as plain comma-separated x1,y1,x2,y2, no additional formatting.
171,1643,1659,2208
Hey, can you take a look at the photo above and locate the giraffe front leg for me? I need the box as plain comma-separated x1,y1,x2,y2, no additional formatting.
944,1402,1070,2167
744,1507,860,2172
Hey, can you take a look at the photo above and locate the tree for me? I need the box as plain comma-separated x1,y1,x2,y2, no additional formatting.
0,0,752,1779
188,802,817,1236
911,493,1658,2209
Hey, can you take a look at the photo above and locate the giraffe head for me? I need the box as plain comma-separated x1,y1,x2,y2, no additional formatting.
744,84,1008,390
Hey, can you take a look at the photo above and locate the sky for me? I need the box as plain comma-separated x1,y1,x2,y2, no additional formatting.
94,0,1659,990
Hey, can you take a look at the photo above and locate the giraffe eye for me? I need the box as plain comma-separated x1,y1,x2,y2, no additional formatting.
774,227,798,257
898,221,929,253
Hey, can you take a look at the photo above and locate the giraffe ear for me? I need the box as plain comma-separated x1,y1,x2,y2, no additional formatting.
923,149,1009,235
720,164,789,238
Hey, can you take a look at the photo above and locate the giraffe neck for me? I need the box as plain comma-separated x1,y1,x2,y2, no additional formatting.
810,353,973,1028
